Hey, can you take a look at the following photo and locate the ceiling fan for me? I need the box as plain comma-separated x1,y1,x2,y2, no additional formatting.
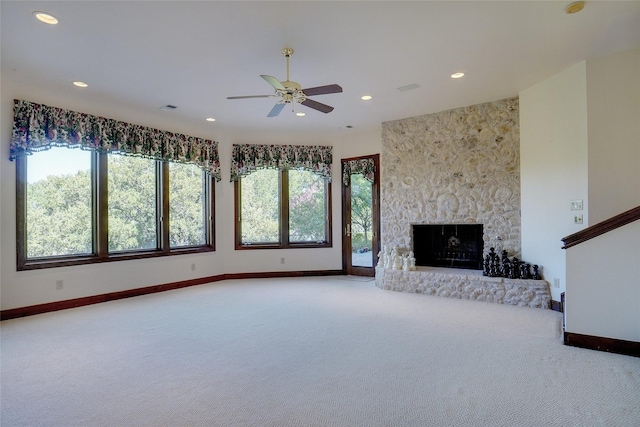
227,47,343,117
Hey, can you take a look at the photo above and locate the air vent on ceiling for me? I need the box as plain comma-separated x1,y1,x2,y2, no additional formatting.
159,104,178,110
397,83,420,92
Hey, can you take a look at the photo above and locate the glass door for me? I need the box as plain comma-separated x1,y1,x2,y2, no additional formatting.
342,154,380,277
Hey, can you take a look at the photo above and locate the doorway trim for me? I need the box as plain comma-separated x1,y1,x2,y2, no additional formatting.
341,154,380,277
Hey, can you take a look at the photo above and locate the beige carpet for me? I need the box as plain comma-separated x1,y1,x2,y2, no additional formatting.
1,276,639,426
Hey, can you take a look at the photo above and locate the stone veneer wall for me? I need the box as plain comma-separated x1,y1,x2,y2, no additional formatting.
375,267,551,309
381,97,521,259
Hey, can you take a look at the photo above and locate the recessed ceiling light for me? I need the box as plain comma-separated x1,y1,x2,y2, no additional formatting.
451,72,465,79
361,95,372,101
565,1,585,14
72,81,88,88
206,117,216,122
33,11,58,25
296,112,306,117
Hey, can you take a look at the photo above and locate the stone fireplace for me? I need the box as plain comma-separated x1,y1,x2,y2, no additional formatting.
412,224,483,270
374,98,551,309
380,97,521,260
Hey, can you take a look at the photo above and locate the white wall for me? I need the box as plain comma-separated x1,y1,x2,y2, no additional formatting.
519,62,589,301
0,78,381,310
565,221,640,342
586,49,640,222
566,48,640,342
521,48,640,341
213,128,380,276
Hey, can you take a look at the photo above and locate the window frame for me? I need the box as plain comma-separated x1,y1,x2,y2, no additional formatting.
16,152,215,271
234,169,332,250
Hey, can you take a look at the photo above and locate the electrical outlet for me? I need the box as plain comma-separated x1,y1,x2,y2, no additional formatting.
553,278,560,288
280,257,285,264
573,214,583,224
55,280,64,290
191,263,196,271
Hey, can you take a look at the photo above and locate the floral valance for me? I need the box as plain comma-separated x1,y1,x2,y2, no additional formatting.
342,157,376,186
230,144,332,182
10,99,221,181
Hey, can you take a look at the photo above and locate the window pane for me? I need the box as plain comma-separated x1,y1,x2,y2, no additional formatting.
350,174,373,267
108,155,157,252
241,169,279,243
289,170,327,242
169,162,206,247
26,147,92,258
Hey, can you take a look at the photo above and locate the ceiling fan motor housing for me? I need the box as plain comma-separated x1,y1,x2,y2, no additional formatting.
278,80,306,103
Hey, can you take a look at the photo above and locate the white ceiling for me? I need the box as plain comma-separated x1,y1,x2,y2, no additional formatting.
2,1,639,141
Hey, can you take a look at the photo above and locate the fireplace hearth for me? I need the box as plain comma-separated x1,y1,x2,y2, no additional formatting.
412,224,483,270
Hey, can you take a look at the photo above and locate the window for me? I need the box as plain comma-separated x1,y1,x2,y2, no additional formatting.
235,168,331,249
108,154,158,252
25,147,93,258
239,169,280,244
17,149,215,270
11,99,220,270
288,169,328,243
169,162,208,248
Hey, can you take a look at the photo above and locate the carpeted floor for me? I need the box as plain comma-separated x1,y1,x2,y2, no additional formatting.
1,276,639,426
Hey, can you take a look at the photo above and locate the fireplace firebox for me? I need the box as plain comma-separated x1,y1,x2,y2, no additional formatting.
412,224,483,270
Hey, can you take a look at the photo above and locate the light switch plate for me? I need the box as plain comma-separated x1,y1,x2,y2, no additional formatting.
574,214,583,224
570,200,583,211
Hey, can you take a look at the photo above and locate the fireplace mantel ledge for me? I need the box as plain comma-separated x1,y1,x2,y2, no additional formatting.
375,266,551,309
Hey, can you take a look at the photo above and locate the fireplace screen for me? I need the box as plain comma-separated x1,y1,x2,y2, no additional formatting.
412,224,483,270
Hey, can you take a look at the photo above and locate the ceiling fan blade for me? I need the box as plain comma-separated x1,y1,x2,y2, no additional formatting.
267,103,286,117
302,84,343,97
261,75,286,90
301,98,334,114
226,95,273,99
